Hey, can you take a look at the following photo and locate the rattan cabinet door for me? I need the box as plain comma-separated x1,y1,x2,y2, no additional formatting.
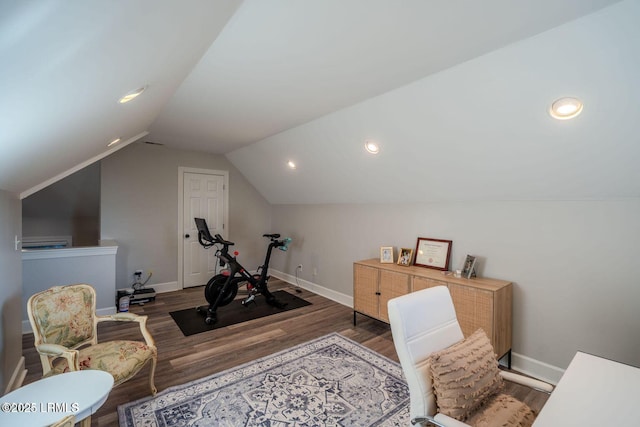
354,264,380,319
448,283,494,342
412,276,447,292
379,270,410,322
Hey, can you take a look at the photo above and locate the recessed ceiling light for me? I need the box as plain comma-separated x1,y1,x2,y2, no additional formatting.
287,160,296,169
107,137,121,147
119,86,147,104
550,97,583,120
364,140,380,154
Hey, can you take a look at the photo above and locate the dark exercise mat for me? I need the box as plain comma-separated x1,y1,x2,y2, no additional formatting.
170,290,312,336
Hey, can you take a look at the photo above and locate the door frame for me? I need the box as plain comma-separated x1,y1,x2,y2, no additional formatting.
177,167,229,289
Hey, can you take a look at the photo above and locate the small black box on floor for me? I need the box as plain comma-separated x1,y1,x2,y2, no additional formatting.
130,288,156,305
117,288,156,310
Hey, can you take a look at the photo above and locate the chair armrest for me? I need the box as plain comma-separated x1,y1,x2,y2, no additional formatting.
411,416,446,427
98,312,141,322
500,370,554,393
97,313,156,348
433,413,472,427
37,343,71,356
36,344,80,372
411,414,471,427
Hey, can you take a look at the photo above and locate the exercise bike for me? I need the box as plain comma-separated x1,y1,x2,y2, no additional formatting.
194,217,292,325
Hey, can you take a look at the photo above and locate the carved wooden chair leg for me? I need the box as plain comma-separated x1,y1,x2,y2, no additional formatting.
149,356,158,396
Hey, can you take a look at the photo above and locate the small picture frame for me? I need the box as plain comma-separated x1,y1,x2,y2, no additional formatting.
397,248,414,266
380,246,394,263
461,255,477,278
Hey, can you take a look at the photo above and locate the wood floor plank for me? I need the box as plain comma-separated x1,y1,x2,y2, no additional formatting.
21,280,549,426
174,328,288,367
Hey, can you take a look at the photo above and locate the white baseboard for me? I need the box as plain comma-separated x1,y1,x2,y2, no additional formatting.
4,356,26,394
272,269,564,384
511,352,564,385
23,282,181,334
21,275,564,385
269,269,353,308
152,281,180,293
117,281,180,294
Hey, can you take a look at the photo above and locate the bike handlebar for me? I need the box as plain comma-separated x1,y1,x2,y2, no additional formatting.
214,234,234,247
277,237,292,251
197,231,214,248
196,215,290,253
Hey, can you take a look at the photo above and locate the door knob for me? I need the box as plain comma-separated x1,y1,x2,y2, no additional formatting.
185,234,190,238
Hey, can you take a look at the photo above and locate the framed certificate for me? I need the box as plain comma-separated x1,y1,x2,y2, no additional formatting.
414,237,452,271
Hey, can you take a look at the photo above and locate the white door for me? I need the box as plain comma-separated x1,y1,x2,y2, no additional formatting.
182,172,225,288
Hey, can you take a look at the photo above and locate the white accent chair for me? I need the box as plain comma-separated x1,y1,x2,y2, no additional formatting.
388,286,552,427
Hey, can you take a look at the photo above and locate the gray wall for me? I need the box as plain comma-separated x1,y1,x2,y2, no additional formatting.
22,162,100,247
100,142,271,289
22,249,117,320
0,190,22,391
270,200,640,373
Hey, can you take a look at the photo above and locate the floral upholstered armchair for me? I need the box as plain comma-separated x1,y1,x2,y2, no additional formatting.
27,284,157,395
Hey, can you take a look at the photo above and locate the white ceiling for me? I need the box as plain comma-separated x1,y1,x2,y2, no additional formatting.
150,0,623,153
0,0,242,196
3,0,636,204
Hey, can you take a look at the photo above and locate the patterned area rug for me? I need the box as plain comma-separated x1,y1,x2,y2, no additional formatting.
118,333,410,426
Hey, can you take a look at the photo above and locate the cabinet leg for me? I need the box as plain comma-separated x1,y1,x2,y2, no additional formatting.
353,311,356,326
498,349,512,369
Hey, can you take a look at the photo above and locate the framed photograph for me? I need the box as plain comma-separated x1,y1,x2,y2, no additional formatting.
380,246,394,263
414,237,452,271
397,248,414,266
461,255,477,278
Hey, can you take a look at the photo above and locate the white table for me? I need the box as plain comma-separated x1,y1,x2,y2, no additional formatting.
0,370,113,427
533,351,640,426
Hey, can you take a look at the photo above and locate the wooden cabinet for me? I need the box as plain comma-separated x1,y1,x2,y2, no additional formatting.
379,270,410,322
353,264,379,320
411,275,448,292
353,259,512,360
353,264,409,322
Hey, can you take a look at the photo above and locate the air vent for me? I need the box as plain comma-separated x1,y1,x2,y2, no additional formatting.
144,141,164,146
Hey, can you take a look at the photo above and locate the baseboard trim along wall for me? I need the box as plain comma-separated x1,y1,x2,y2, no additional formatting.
22,281,182,334
20,275,566,384
511,352,565,385
270,269,353,307
152,281,180,293
271,269,565,385
117,281,180,295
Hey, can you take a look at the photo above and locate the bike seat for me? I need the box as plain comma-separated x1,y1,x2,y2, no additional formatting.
263,233,281,239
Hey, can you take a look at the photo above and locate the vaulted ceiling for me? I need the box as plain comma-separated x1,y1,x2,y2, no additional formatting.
3,0,637,203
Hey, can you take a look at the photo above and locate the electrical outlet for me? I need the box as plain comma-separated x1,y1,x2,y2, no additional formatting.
297,264,303,271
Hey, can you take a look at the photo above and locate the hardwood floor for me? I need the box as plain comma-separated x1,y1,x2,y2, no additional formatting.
21,280,549,426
